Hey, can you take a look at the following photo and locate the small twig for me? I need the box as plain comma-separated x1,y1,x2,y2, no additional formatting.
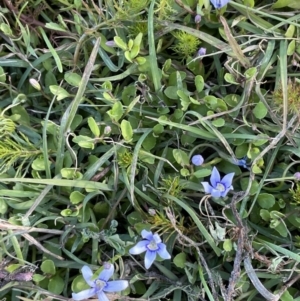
0,219,63,235
165,207,219,301
22,233,64,260
225,192,246,301
244,256,280,301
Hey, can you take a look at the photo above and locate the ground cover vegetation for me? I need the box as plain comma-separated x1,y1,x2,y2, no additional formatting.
1,0,300,300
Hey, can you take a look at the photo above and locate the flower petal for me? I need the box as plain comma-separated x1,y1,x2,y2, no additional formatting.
81,265,95,287
210,188,222,198
141,229,153,240
210,167,220,187
129,240,148,254
72,288,96,300
201,182,213,194
104,280,129,292
221,172,235,189
157,243,171,259
210,0,230,9
152,233,162,244
221,186,233,197
97,291,109,301
144,250,156,269
98,263,114,282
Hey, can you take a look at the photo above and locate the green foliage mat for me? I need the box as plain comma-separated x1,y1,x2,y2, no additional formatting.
1,0,300,300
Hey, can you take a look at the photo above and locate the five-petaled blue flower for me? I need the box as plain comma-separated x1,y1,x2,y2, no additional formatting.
129,230,171,269
201,166,234,198
210,0,230,9
192,154,204,166
72,263,128,301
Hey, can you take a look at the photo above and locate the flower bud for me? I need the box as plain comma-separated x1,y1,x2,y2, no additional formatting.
294,172,300,181
191,154,204,166
197,47,206,57
148,208,156,216
29,78,41,91
105,41,116,47
104,126,111,135
194,14,201,24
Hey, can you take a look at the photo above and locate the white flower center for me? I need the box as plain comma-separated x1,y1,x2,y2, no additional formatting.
216,183,225,192
147,239,158,251
95,279,106,291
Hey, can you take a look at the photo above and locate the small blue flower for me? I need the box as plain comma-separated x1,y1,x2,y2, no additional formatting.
197,47,206,56
233,157,248,169
194,14,201,24
129,230,171,269
201,166,234,198
210,0,230,9
72,264,128,301
294,172,300,181
192,154,204,166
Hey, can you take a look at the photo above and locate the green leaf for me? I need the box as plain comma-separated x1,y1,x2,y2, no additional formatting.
193,169,211,178
32,157,51,171
64,72,82,87
49,85,70,100
173,149,189,166
164,86,178,99
212,118,225,127
61,168,83,180
121,120,133,142
0,66,6,82
135,57,146,65
260,209,270,221
70,191,85,204
107,101,123,122
173,252,186,268
270,211,288,237
257,193,275,209
287,40,295,56
180,168,190,176
41,259,56,275
127,211,143,225
114,36,127,50
223,239,232,252
273,0,300,9
73,135,94,149
0,23,12,36
240,179,259,195
285,24,295,38
48,275,64,294
87,117,100,137
177,90,190,111
253,101,267,119
224,94,240,107
244,67,257,80
224,73,239,85
153,124,164,135
45,22,68,32
0,198,7,214
195,75,204,92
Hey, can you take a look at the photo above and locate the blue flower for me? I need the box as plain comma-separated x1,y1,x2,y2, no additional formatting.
194,14,201,24
197,47,206,57
201,166,234,198
129,230,171,269
233,157,248,169
192,154,204,166
72,263,128,301
210,0,230,9
294,172,300,181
